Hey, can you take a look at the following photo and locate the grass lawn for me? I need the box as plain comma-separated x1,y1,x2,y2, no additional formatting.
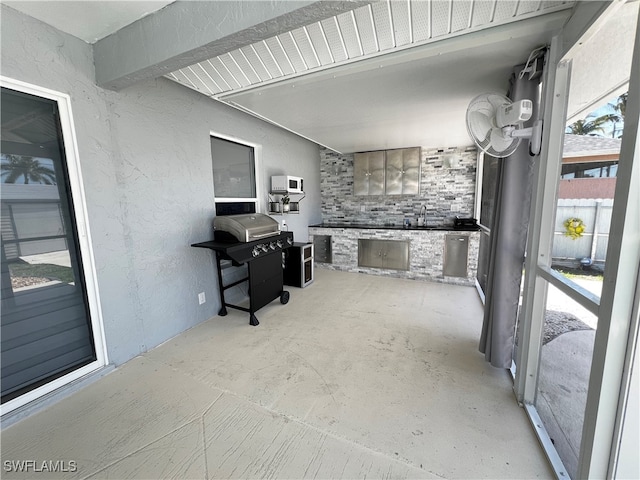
8,260,74,284
554,266,604,282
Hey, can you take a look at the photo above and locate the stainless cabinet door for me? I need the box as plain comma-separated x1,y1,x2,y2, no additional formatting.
313,235,332,263
354,151,385,195
358,239,383,268
444,234,469,277
385,149,404,195
384,147,420,195
359,239,409,270
382,240,410,271
353,153,369,196
402,147,421,195
355,148,419,195
368,151,385,195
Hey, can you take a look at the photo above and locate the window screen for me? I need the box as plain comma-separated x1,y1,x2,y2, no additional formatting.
211,136,256,199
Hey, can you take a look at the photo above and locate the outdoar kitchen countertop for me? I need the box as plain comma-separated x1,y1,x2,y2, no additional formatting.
309,223,480,232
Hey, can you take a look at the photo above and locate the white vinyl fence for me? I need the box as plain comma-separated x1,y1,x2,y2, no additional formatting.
552,198,613,264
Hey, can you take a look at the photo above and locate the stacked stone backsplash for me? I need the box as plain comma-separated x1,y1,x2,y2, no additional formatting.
320,146,477,226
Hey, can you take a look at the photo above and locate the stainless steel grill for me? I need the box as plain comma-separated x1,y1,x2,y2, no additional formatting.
213,213,280,243
193,214,293,326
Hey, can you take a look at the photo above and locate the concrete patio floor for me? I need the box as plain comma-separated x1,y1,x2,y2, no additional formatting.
538,329,595,479
1,269,553,479
539,274,601,477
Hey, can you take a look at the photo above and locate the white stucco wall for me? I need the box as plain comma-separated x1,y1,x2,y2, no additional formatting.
565,1,638,122
0,4,322,365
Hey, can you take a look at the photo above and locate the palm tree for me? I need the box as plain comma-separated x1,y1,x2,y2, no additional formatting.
614,92,627,119
611,92,627,138
567,92,628,138
0,155,57,184
566,115,610,136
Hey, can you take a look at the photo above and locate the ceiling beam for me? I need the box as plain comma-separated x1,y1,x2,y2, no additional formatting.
93,1,372,91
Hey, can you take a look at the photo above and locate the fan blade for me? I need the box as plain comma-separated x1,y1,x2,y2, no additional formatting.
490,127,520,155
467,110,494,143
466,92,523,156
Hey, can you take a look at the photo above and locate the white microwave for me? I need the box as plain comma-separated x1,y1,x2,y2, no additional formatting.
271,175,304,194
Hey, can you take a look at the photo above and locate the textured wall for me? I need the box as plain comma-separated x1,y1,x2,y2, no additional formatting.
320,146,477,226
558,177,616,199
1,4,322,365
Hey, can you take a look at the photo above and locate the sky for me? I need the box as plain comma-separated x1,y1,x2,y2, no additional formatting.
576,93,626,138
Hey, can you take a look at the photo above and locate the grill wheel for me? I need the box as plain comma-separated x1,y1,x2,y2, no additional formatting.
280,291,290,304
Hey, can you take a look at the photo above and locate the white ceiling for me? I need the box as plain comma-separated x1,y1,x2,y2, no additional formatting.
168,1,573,97
565,0,638,123
222,17,564,153
161,1,577,153
4,0,594,153
4,0,174,43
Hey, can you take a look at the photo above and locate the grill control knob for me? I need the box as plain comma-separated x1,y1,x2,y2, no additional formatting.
260,244,269,252
269,241,277,250
252,246,260,257
276,240,283,248
286,237,293,245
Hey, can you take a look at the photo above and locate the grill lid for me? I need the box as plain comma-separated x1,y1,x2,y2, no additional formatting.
214,213,280,243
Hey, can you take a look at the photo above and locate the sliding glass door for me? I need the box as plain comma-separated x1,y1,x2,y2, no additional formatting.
1,86,99,404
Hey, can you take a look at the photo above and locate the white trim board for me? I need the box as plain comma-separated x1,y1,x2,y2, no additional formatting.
0,76,109,416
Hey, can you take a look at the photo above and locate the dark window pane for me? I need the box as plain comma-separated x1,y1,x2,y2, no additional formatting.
211,137,256,198
561,161,618,179
1,87,96,403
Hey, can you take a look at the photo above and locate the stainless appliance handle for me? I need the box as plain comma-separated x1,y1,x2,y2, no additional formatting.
249,231,281,239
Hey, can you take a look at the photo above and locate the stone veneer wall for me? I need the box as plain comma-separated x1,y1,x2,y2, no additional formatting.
309,226,480,286
320,147,477,225
320,146,477,226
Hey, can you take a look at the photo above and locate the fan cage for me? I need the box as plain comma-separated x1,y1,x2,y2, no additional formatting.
466,92,521,157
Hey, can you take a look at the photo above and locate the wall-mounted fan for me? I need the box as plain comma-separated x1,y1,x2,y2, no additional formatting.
466,93,542,157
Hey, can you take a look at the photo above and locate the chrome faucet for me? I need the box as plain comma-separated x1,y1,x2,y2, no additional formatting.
419,205,427,226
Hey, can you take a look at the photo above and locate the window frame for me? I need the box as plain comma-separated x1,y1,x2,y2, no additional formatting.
210,131,263,213
0,75,108,415
514,9,640,477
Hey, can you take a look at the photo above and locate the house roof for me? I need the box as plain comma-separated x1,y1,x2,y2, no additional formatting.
563,134,622,159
